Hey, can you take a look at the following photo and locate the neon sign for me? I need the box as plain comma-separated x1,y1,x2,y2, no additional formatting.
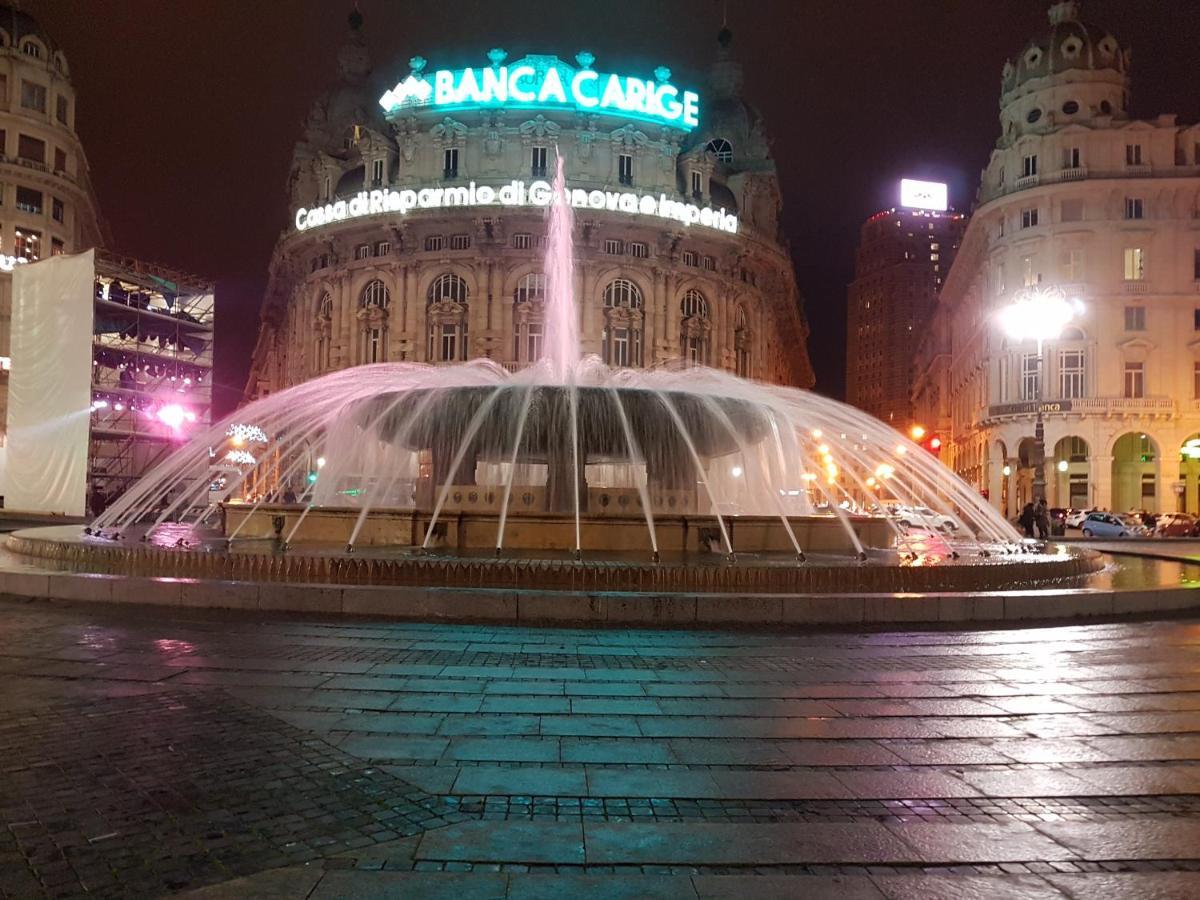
294,180,738,235
379,52,700,132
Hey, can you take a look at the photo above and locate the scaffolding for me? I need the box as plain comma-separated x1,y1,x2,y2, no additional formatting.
88,252,214,501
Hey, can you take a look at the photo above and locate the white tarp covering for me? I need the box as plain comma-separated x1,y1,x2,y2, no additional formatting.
4,250,95,515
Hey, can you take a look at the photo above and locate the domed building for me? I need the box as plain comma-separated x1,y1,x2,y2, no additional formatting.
914,1,1200,517
0,4,104,415
244,13,814,398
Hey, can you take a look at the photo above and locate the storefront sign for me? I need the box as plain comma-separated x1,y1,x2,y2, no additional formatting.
988,400,1073,417
294,180,738,234
379,53,700,131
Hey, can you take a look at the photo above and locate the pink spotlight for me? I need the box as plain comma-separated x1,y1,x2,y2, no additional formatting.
156,403,191,430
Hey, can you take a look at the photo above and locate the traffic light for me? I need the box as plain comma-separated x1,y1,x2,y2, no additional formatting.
922,435,942,456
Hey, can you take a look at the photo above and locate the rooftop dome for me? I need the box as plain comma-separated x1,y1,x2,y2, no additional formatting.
0,3,60,56
1001,1,1129,98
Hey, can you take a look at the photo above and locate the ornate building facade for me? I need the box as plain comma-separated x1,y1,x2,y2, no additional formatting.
914,0,1200,517
244,14,813,399
0,4,103,426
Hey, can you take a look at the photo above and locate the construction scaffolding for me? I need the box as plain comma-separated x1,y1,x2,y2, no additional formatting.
88,252,214,503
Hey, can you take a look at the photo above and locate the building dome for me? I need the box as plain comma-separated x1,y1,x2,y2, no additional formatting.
1001,2,1128,95
997,1,1130,143
0,4,60,56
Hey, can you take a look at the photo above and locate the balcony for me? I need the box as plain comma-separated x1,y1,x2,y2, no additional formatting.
1015,174,1040,190
1122,280,1150,294
1125,164,1152,177
1059,166,1087,181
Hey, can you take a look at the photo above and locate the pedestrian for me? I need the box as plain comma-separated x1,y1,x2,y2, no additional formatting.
1019,502,1035,538
1034,499,1050,539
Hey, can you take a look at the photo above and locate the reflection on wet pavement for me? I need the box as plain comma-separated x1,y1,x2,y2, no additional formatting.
0,598,1199,897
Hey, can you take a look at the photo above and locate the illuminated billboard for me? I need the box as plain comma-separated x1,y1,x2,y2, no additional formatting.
899,179,948,212
379,51,699,132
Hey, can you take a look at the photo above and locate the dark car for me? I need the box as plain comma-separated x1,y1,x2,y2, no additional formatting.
1155,512,1197,538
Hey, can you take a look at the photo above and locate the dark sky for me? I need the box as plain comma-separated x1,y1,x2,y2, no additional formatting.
26,0,1200,414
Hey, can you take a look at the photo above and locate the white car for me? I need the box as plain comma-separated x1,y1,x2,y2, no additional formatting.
1065,509,1093,528
890,505,959,532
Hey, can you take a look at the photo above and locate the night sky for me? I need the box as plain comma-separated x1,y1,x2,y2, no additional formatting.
26,0,1200,415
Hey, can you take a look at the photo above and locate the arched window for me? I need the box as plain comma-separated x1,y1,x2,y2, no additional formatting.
358,281,389,364
314,292,332,372
360,279,389,309
681,289,708,319
21,40,41,59
680,289,710,365
601,279,644,367
734,304,751,378
427,273,470,362
704,138,733,163
428,273,468,305
513,273,546,365
513,272,545,304
603,278,642,309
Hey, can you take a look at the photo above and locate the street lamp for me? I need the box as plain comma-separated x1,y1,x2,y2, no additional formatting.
997,285,1084,505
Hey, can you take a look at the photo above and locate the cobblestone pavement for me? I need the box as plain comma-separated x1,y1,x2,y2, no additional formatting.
0,599,1199,897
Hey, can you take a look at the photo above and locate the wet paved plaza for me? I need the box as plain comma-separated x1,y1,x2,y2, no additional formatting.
0,598,1198,897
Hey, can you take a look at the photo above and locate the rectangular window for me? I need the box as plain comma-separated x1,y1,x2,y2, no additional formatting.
0,74,6,106
450,233,471,250
1124,306,1146,331
50,237,63,256
512,233,532,249
628,241,648,258
1021,207,1039,228
424,235,444,252
682,250,698,267
690,170,702,197
1060,198,1084,222
1123,247,1145,280
618,153,633,186
1124,361,1144,398
51,196,62,222
1022,154,1038,177
612,327,630,366
1021,255,1036,287
440,324,458,362
998,355,1010,403
355,244,370,260
371,158,384,185
994,263,1006,296
531,146,547,177
20,80,46,113
14,228,40,260
17,134,44,164
375,240,390,256
443,148,458,178
1194,308,1200,331
1194,361,1200,399
1126,144,1143,165
1062,146,1081,168
1124,197,1144,219
1058,349,1084,399
55,94,67,125
604,238,623,255
526,322,543,363
1064,248,1083,281
15,185,42,215
1195,248,1200,281
1021,353,1040,401
702,255,716,271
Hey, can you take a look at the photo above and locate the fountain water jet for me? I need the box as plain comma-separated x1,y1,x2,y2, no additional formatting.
66,150,1092,595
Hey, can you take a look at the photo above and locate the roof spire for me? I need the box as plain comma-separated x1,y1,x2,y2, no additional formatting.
1048,1,1081,25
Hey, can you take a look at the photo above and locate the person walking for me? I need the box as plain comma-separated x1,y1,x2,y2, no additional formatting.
1018,502,1035,538
1034,499,1050,539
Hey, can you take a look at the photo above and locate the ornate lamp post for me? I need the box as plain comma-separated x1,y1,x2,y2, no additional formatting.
997,286,1084,504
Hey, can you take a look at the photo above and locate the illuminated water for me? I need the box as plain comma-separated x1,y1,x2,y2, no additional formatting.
91,153,1025,561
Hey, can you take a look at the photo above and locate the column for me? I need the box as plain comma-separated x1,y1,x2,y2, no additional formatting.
412,265,427,362
1090,454,1113,511
341,275,356,367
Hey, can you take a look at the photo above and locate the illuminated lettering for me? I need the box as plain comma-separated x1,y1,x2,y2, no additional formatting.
509,65,537,102
291,180,737,234
379,54,700,131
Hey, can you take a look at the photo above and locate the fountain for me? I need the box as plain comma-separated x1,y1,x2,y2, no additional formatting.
5,152,1105,602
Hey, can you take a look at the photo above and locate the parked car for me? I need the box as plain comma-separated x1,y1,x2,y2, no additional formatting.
1155,512,1198,538
1065,508,1094,528
1079,512,1146,538
890,505,959,532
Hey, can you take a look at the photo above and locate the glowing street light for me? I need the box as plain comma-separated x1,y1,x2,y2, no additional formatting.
909,424,926,441
997,285,1084,504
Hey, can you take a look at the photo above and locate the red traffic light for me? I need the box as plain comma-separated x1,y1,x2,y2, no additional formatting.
928,437,941,449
